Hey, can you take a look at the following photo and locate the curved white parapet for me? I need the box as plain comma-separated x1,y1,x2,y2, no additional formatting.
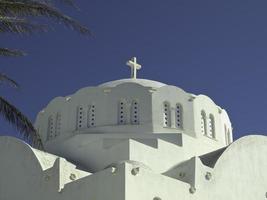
1,135,267,200
0,136,91,200
209,135,267,199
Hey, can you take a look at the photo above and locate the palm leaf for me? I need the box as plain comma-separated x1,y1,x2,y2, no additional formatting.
43,0,78,8
0,47,25,56
0,16,47,34
0,96,43,149
0,73,19,88
0,0,91,35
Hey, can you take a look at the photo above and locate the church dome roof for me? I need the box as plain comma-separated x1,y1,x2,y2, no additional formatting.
34,57,234,173
98,78,166,88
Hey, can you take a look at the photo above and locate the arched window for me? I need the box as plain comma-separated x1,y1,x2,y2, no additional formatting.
55,112,61,137
224,124,231,145
175,103,183,129
208,114,215,138
163,101,171,127
88,104,96,127
47,115,54,140
77,105,85,130
118,100,127,125
201,110,207,135
131,100,139,125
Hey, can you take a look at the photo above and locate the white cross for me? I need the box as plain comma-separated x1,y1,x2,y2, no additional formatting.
126,57,142,79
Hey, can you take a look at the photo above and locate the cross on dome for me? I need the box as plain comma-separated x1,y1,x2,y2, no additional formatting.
126,57,142,79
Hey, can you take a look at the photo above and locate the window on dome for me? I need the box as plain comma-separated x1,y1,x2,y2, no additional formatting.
201,111,207,135
118,100,127,125
88,104,96,127
47,115,54,140
55,112,61,137
76,106,85,130
163,102,171,127
131,100,139,125
225,124,231,145
208,114,215,139
175,103,183,129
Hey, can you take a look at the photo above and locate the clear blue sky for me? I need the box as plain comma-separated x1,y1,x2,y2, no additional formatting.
1,0,267,140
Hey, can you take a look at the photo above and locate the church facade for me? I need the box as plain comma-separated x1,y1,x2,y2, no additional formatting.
0,58,266,200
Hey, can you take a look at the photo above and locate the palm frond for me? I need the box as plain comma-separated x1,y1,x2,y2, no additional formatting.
0,0,91,35
0,96,43,149
0,47,25,56
0,16,47,34
0,73,19,88
42,0,78,8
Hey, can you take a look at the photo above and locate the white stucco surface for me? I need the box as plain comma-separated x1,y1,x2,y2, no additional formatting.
0,135,266,200
0,74,266,200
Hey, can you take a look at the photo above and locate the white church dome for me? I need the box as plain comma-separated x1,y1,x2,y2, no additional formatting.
99,78,166,88
34,57,233,172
